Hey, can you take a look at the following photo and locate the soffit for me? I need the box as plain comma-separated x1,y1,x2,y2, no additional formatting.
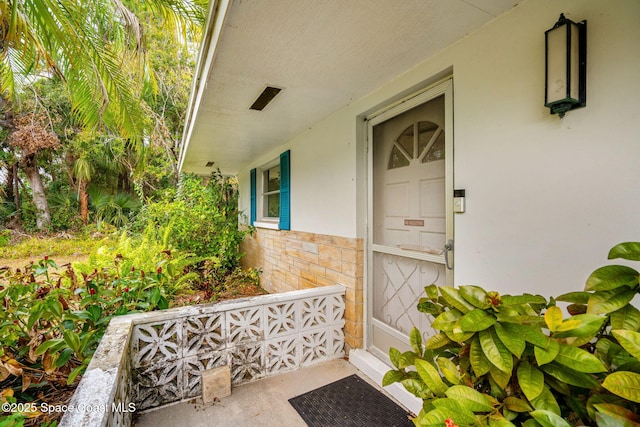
181,0,523,175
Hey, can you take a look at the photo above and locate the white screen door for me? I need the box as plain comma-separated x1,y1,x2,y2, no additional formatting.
367,80,453,360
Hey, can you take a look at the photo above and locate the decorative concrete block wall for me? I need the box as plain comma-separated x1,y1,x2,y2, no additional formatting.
242,229,364,350
61,286,345,426
130,286,346,410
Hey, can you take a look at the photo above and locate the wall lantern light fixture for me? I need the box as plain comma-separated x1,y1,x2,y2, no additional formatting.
545,13,587,118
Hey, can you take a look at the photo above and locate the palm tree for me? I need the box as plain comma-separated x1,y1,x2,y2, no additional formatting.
0,0,206,228
1,0,206,139
73,155,93,225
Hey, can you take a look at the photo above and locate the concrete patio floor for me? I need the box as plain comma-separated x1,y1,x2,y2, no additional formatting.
133,358,410,427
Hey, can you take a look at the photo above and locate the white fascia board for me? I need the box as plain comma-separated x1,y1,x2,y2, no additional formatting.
178,0,232,173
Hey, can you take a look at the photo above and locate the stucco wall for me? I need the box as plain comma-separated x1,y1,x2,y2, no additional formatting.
239,0,640,298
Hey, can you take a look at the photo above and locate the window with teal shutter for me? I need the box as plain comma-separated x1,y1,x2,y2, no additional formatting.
250,168,256,225
250,150,290,230
279,150,290,230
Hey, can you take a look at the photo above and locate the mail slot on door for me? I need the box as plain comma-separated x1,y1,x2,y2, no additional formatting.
404,219,424,226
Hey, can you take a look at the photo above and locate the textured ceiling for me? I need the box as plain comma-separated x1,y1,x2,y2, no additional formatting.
181,0,523,175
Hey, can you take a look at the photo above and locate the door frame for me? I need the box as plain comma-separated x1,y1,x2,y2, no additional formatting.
364,78,454,352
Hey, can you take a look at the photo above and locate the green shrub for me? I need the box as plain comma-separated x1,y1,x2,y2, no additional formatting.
0,230,10,247
131,171,252,297
89,189,141,229
48,188,82,231
78,225,200,297
135,171,253,276
0,201,18,228
384,242,640,427
0,257,179,425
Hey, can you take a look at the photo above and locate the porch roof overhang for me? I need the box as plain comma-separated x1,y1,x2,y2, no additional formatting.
179,0,523,176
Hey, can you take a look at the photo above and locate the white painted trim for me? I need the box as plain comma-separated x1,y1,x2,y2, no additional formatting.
178,0,232,173
444,80,454,276
371,318,411,344
349,349,422,416
254,220,279,230
372,243,445,264
365,111,374,351
364,76,454,125
367,79,452,126
255,157,282,224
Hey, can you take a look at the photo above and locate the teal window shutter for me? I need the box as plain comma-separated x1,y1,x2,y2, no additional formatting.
279,150,290,230
250,168,257,225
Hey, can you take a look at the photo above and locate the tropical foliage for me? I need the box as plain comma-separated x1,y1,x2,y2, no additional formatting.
1,222,261,425
1,165,262,427
135,172,252,270
384,242,640,426
0,0,206,138
1,254,262,425
0,0,207,231
0,256,184,425
0,2,269,425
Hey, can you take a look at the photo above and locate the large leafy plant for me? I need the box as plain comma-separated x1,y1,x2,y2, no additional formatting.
0,257,175,425
384,242,640,426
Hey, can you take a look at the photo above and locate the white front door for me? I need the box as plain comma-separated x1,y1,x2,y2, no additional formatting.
367,80,453,360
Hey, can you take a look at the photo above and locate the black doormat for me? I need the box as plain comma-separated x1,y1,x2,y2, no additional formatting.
288,374,414,427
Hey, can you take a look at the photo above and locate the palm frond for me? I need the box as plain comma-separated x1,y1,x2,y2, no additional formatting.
3,0,206,142
73,156,93,182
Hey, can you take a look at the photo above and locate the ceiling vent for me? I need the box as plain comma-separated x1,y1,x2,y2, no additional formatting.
250,86,282,111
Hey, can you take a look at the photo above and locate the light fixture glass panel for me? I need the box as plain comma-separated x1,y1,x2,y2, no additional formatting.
545,14,586,117
569,23,580,101
546,25,567,104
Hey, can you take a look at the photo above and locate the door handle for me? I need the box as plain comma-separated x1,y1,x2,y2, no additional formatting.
444,239,454,270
